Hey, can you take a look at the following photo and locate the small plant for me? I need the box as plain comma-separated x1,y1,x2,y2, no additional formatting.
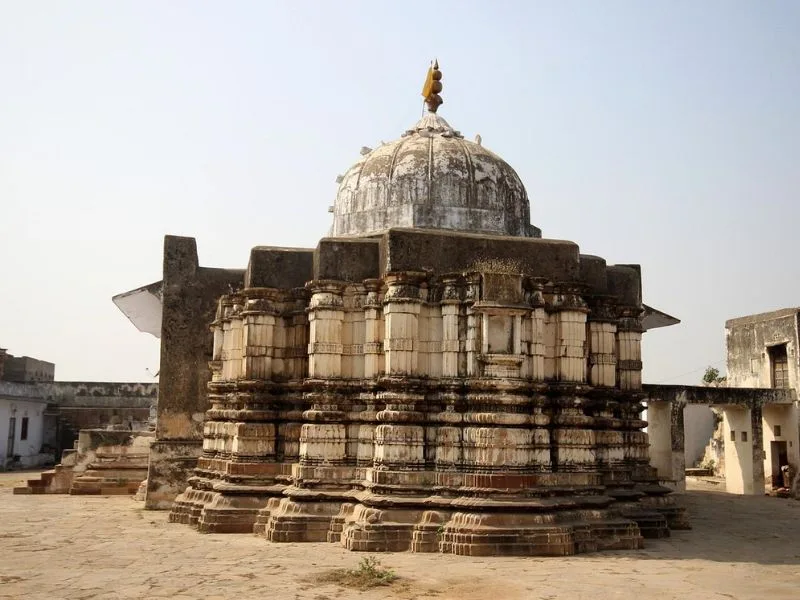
317,556,398,590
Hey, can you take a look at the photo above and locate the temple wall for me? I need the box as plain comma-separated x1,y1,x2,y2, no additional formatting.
161,228,686,554
146,235,246,509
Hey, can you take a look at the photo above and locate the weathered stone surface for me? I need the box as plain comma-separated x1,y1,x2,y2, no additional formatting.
245,247,314,289
314,238,380,282
148,236,245,508
145,440,204,510
331,112,539,239
164,235,684,554
14,429,153,496
152,94,683,555
381,228,581,281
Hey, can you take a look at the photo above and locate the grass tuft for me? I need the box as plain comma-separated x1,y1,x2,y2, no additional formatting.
316,556,398,590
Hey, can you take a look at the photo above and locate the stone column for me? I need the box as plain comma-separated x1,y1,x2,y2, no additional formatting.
588,298,617,387
219,299,245,381
362,279,384,379
526,282,546,381
209,300,225,384
440,276,463,378
242,293,279,381
617,309,643,391
553,286,589,383
286,288,309,380
383,272,425,376
342,285,366,379
374,272,426,478
464,274,481,377
307,282,345,379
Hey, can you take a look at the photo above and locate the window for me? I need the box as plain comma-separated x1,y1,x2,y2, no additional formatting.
769,344,790,389
741,431,748,442
20,417,29,441
775,425,782,437
730,430,736,442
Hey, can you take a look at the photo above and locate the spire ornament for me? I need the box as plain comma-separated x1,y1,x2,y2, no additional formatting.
421,59,443,113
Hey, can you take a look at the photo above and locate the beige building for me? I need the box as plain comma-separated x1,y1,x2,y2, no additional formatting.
0,382,49,469
726,309,800,490
644,308,800,497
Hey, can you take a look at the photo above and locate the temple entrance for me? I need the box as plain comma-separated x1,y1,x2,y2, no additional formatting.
770,440,790,489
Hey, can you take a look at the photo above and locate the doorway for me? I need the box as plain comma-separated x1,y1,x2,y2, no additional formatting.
770,440,790,489
6,417,15,458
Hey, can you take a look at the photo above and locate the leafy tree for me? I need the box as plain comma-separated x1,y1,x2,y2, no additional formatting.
702,366,725,386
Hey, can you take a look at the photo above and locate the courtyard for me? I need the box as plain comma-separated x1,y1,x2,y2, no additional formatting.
0,473,798,600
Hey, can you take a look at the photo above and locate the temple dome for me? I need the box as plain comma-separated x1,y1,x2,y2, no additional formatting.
331,111,538,238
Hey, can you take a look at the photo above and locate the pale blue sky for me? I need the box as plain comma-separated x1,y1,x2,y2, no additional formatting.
1,1,798,384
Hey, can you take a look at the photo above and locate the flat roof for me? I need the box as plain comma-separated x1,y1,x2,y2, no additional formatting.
725,307,800,329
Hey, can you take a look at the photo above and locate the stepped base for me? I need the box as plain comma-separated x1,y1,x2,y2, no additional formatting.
248,491,656,556
169,482,285,533
337,504,643,556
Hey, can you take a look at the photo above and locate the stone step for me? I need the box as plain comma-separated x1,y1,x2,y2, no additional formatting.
81,469,147,480
86,462,148,471
94,453,149,461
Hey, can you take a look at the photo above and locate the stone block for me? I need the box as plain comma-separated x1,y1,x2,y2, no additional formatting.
381,228,580,281
245,247,314,289
314,238,380,282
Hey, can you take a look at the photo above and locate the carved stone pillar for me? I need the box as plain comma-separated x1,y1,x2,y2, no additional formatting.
362,279,384,379
588,298,618,388
551,286,589,383
209,299,225,383
522,281,546,381
242,291,279,381
617,308,643,391
383,272,425,376
440,276,463,378
342,285,366,379
220,295,244,381
307,282,345,379
464,274,481,377
286,288,310,380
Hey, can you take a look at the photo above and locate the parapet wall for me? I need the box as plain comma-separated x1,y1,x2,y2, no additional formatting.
0,380,159,457
36,382,157,408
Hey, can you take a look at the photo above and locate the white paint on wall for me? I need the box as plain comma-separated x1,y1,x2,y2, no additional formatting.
0,397,48,469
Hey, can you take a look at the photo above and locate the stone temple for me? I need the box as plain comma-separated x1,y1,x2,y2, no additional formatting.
116,63,687,556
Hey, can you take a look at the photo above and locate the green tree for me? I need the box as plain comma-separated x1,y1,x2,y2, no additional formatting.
702,366,725,386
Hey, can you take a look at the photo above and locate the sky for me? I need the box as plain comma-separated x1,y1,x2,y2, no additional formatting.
1,1,799,385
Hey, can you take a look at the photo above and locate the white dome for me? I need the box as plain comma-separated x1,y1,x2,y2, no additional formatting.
331,112,537,238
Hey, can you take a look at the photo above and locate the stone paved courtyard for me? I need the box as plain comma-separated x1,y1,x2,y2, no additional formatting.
0,473,798,600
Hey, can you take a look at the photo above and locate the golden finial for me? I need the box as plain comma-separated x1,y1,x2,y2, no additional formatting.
421,59,443,113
